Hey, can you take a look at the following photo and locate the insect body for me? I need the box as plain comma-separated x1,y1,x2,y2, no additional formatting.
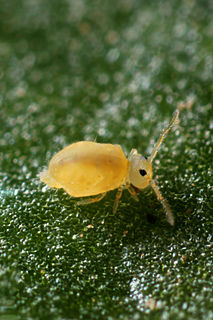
40,110,179,225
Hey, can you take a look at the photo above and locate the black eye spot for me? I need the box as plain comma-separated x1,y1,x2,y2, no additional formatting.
139,169,147,176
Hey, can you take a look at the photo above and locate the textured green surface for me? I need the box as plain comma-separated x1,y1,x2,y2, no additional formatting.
0,0,212,319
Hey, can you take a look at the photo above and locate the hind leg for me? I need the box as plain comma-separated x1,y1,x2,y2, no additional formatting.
77,192,107,205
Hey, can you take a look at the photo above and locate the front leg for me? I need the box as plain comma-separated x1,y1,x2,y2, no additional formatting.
113,187,123,214
126,184,139,202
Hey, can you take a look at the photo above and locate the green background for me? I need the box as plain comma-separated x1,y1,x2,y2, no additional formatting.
0,0,212,319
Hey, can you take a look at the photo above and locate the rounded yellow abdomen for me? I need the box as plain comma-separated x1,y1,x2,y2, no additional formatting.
40,141,129,197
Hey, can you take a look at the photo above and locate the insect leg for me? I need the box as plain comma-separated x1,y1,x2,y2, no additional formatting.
126,184,139,202
150,180,174,226
77,192,107,205
113,187,123,214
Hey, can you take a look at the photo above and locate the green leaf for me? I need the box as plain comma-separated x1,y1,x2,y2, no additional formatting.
0,0,212,319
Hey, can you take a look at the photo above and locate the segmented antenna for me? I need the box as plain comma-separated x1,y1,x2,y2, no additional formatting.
149,110,179,163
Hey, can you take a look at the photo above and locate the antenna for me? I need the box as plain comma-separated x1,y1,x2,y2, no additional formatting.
148,109,179,163
150,180,174,225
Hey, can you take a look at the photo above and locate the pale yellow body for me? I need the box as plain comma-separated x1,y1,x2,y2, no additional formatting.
40,110,179,225
40,141,129,197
